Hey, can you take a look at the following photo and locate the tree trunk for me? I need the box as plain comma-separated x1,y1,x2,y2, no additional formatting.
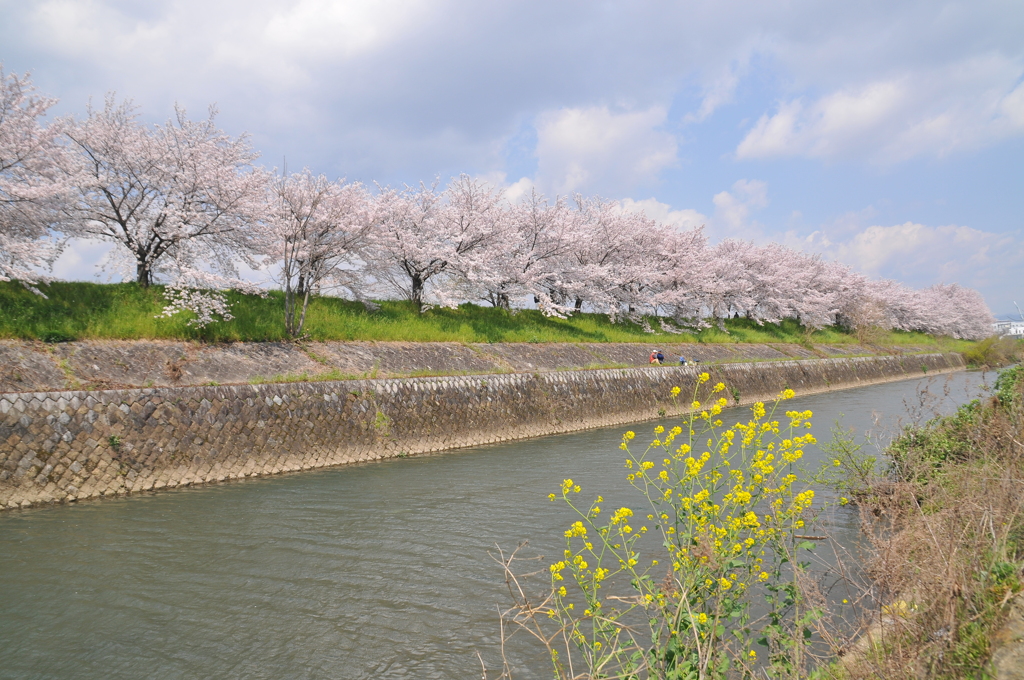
136,261,152,288
284,284,312,338
410,273,424,312
295,288,312,338
284,282,297,337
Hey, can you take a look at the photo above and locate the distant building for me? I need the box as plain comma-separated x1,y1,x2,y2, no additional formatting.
993,320,1024,337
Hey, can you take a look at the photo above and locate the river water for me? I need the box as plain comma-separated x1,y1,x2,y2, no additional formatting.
0,370,995,679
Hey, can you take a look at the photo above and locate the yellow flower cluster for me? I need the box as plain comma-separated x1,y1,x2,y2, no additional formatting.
790,489,815,513
610,507,634,525
544,376,828,673
564,520,587,538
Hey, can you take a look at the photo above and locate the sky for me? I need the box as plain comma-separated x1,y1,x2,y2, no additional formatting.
1,0,1022,316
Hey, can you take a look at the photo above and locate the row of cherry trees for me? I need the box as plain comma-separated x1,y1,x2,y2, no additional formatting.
0,67,994,339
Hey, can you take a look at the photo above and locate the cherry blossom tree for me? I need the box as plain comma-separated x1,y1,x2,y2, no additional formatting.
555,196,655,318
760,246,844,331
0,66,63,289
258,168,373,337
601,212,672,320
370,176,997,336
54,96,264,289
458,189,576,314
851,278,915,334
694,242,852,332
368,175,501,311
835,278,993,340
828,266,897,342
697,239,759,325
503,196,706,327
646,225,710,328
906,283,993,339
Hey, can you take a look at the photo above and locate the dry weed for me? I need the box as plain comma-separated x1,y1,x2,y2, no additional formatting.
842,367,1024,679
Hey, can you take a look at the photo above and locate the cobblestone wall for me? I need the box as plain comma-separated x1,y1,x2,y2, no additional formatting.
0,353,964,510
0,338,939,392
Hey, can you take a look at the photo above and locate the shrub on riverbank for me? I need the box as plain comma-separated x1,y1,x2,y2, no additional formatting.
961,335,1024,368
0,280,977,348
837,365,1024,678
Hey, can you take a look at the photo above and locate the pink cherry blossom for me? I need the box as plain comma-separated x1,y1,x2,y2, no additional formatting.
0,67,63,290
54,96,264,289
257,168,373,336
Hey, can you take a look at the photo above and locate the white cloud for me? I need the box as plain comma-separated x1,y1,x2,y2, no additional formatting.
684,63,744,124
709,179,768,238
533,106,678,195
737,56,1024,162
30,0,158,58
27,0,426,79
831,222,1019,283
1000,80,1024,128
4,0,1021,182
618,198,707,231
264,0,424,57
503,176,536,204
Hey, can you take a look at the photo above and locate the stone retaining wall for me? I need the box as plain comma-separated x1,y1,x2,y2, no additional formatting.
0,352,964,510
0,338,938,392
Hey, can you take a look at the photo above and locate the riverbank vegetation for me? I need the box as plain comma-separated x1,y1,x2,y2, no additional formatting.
826,365,1024,678
0,280,982,349
961,335,1024,369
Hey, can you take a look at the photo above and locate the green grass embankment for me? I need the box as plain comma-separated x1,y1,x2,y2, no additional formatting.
0,280,977,349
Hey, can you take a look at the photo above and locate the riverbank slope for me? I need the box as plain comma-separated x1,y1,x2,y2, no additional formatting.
0,338,952,393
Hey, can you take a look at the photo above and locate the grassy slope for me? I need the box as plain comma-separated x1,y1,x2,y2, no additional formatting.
0,280,975,349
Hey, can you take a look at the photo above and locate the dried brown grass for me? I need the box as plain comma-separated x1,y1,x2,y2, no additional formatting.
838,369,1024,679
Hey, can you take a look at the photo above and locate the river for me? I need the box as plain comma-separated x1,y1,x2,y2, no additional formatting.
0,369,994,679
